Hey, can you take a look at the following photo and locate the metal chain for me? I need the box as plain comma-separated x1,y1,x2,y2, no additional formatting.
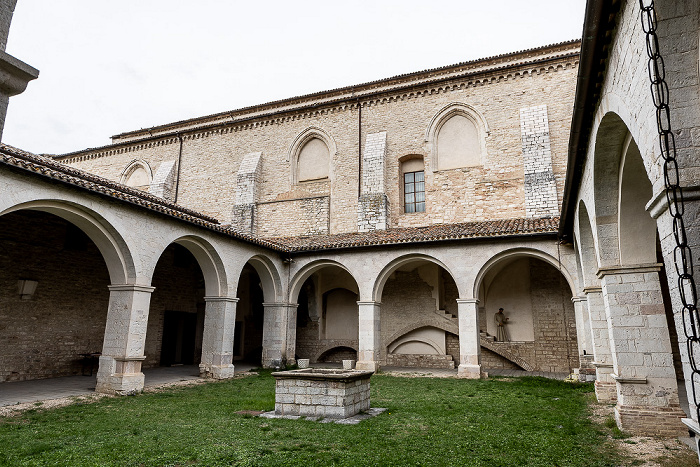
639,0,700,422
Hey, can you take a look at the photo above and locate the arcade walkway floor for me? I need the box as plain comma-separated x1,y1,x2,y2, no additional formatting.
0,365,567,408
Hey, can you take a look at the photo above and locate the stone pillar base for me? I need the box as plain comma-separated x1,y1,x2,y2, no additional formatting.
457,364,482,379
95,372,145,396
615,405,687,437
199,363,235,379
356,360,380,372
594,380,617,402
95,355,146,395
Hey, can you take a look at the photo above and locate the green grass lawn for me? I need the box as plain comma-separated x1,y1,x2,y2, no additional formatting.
0,372,621,466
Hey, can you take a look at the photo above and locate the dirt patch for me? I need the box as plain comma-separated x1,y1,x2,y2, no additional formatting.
589,400,698,466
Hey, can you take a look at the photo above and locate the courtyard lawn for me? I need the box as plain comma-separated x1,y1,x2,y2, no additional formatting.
0,372,620,466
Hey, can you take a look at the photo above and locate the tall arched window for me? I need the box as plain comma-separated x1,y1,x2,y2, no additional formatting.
401,156,425,213
288,127,336,185
426,103,489,171
297,137,329,182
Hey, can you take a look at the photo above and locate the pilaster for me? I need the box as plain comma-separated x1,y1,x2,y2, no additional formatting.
571,296,595,382
200,296,238,379
356,301,381,371
598,264,685,436
584,286,616,401
457,298,482,379
96,284,155,395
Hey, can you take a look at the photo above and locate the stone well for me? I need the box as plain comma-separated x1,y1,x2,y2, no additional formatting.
271,368,374,419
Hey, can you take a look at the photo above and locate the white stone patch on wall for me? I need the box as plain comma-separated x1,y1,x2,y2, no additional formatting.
358,131,389,232
231,152,262,233
520,105,559,218
148,160,177,201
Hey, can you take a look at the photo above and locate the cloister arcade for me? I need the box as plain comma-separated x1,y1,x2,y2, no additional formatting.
1,157,582,393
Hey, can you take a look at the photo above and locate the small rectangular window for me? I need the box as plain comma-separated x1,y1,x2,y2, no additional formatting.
404,170,425,213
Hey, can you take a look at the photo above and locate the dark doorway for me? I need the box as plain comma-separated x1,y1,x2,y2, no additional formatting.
160,311,198,366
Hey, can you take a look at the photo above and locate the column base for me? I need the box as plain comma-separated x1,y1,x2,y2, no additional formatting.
594,381,617,402
96,372,145,395
356,360,380,372
95,355,146,395
615,405,687,437
199,363,235,379
457,364,483,379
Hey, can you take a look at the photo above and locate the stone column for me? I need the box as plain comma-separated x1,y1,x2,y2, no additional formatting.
285,303,298,367
262,303,287,368
356,301,381,371
572,296,595,382
457,299,481,379
199,296,238,379
599,264,685,436
584,286,616,402
96,284,155,395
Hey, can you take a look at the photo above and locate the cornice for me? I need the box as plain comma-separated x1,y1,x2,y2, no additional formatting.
56,52,579,164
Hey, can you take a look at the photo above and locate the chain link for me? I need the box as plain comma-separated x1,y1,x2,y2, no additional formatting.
639,0,700,421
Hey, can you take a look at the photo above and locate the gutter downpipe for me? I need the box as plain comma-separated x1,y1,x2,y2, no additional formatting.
174,133,183,203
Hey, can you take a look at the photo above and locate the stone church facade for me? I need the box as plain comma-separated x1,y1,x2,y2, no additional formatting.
4,0,700,442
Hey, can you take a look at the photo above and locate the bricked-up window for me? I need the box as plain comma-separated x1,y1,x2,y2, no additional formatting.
404,171,425,213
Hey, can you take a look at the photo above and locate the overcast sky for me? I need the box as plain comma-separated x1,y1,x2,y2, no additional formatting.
3,1,586,155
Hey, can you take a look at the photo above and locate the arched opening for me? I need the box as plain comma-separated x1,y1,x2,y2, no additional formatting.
476,252,578,373
0,210,112,381
376,256,460,369
145,243,206,369
293,262,359,365
616,134,685,386
233,263,265,365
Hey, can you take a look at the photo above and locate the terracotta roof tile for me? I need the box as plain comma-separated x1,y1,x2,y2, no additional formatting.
2,143,558,254
0,143,287,251
268,217,559,253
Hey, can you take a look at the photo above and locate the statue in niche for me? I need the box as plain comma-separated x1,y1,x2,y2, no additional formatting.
494,308,510,342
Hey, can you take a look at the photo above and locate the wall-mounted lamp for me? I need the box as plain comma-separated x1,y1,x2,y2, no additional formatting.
17,280,38,300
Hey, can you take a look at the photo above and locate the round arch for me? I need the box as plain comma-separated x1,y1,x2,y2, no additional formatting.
574,199,601,288
372,253,457,302
288,126,337,185
425,102,489,170
119,159,153,187
241,254,283,303
153,235,228,297
472,248,576,300
0,200,135,285
289,259,358,304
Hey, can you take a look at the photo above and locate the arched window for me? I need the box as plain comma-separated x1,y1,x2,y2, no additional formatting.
120,159,152,191
297,137,329,182
426,103,489,171
400,156,425,213
288,127,336,185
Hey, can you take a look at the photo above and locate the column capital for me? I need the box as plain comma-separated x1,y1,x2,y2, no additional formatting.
108,284,156,293
571,296,587,304
204,296,239,303
582,286,602,294
596,263,662,278
456,298,479,305
357,301,381,306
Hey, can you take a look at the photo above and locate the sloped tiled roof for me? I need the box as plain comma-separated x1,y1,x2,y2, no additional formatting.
0,143,287,251
2,143,558,254
268,217,559,253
